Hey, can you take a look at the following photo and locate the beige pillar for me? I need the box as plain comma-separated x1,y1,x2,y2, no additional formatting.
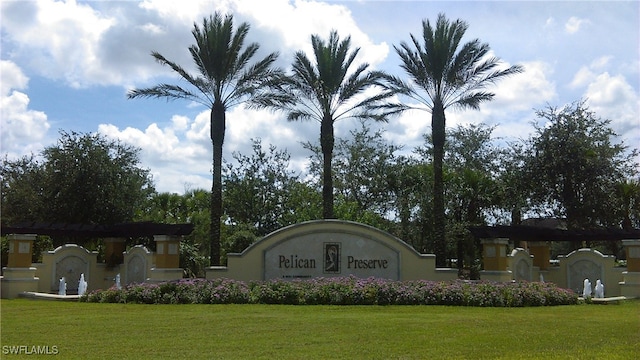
481,238,512,282
6,234,36,267
154,235,180,268
148,235,182,282
620,239,640,298
528,241,551,270
482,238,509,271
1,234,39,298
623,239,640,272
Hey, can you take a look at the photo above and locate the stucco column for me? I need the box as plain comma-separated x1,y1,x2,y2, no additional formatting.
154,235,180,268
528,241,551,270
1,234,39,298
482,238,509,271
622,240,640,272
6,234,36,267
481,238,512,282
148,235,182,282
620,239,640,298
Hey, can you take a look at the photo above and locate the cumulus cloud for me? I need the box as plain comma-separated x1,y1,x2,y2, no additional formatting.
565,16,590,34
0,0,389,89
98,115,212,193
224,104,319,174
383,106,430,152
584,73,639,142
489,61,557,112
1,60,29,95
570,56,614,88
0,0,115,87
231,0,389,68
566,55,639,150
0,60,50,157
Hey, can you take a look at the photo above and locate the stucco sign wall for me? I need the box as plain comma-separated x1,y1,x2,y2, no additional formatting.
206,220,450,282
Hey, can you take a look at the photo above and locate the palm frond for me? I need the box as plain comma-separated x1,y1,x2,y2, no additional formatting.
287,110,315,122
396,12,523,113
130,10,285,120
127,84,209,106
450,91,495,111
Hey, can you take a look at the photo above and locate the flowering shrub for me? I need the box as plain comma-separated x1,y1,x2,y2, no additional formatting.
80,277,578,306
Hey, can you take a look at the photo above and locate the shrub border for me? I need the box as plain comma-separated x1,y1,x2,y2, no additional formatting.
81,276,578,307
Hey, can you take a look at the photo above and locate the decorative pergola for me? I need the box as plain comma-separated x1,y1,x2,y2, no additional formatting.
468,225,640,243
1,221,193,238
468,225,640,273
1,221,193,268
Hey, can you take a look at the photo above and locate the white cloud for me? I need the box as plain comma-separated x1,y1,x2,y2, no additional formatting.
570,66,596,89
565,16,590,34
584,72,639,139
544,17,556,29
232,0,389,68
570,56,614,88
589,56,613,70
0,0,115,87
481,61,558,142
565,54,639,152
98,119,212,193
0,61,50,157
1,60,29,96
138,0,220,24
97,104,321,193
224,104,317,162
98,121,209,163
1,0,389,89
137,23,166,35
489,61,557,112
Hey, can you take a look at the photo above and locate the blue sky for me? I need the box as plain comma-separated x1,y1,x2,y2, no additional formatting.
2,0,638,194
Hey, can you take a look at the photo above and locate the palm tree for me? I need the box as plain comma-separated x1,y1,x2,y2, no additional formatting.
255,30,398,218
618,179,640,230
392,13,523,266
128,12,284,266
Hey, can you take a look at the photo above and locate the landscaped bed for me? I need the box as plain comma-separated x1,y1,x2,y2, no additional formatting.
81,276,578,306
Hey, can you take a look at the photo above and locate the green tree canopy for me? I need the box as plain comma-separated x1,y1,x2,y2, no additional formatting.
136,189,210,277
1,131,154,226
525,100,639,229
223,138,301,236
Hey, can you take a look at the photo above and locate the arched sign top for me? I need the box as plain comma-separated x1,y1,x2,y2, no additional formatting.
213,220,437,282
240,219,421,257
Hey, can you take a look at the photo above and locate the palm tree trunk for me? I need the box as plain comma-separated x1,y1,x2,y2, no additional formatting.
210,101,225,266
432,100,446,267
320,115,335,219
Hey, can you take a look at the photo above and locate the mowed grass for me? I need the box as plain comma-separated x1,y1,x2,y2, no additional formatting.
1,299,638,359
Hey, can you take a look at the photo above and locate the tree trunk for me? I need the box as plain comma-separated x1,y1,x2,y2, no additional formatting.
432,100,446,267
210,101,225,266
320,115,335,219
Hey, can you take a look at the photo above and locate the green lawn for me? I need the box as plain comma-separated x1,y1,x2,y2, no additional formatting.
1,299,638,359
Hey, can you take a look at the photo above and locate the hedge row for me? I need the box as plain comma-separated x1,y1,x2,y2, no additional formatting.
80,277,578,307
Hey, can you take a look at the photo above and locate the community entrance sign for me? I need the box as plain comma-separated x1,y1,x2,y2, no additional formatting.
207,220,444,281
264,228,399,280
